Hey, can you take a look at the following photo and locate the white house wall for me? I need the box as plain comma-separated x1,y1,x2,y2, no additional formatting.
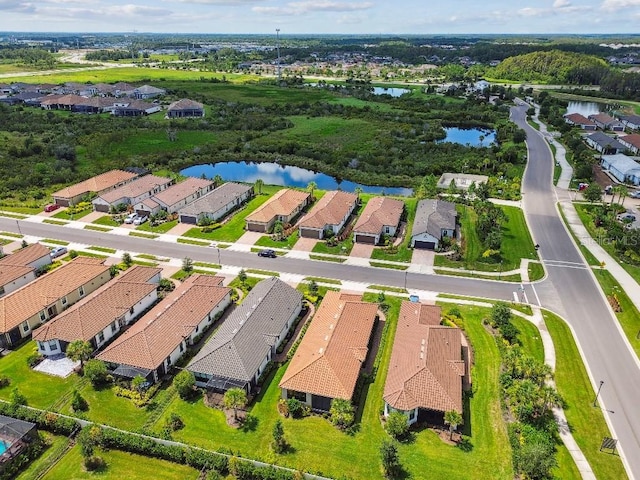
1,271,36,297
411,232,439,248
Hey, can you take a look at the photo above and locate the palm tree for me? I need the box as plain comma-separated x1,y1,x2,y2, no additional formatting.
213,174,223,188
223,387,247,421
444,410,463,440
306,181,317,200
254,178,264,195
618,185,628,207
66,340,93,368
354,186,363,201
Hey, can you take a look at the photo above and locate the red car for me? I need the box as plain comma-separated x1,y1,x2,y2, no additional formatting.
44,204,61,212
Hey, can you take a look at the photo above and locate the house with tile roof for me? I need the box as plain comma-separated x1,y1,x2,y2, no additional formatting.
585,132,627,155
188,277,303,393
383,301,467,426
298,190,359,239
130,85,166,99
111,99,162,117
279,291,377,411
178,182,253,225
0,243,52,297
92,175,173,213
245,188,311,233
0,257,111,348
564,113,597,130
166,99,205,118
588,113,625,132
618,133,640,155
618,114,640,131
134,177,215,216
353,196,404,244
410,199,457,250
98,275,231,383
32,266,161,357
52,170,138,207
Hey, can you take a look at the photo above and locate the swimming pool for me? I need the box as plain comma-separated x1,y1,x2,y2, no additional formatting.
0,440,10,455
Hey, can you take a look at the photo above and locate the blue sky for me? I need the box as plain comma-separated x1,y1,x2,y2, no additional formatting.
0,0,639,34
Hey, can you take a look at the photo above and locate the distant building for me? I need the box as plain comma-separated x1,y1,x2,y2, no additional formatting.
618,133,640,155
564,113,597,130
437,173,488,191
166,99,205,118
245,188,311,233
601,154,640,185
298,191,359,239
52,169,138,207
178,182,253,225
585,132,627,155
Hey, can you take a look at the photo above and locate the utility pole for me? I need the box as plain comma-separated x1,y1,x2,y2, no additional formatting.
276,29,281,81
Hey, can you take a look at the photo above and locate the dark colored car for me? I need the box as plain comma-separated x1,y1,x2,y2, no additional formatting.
44,204,61,213
257,249,277,258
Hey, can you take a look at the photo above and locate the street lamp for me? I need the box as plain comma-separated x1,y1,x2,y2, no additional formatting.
593,380,604,407
404,270,408,290
215,247,221,267
15,219,21,235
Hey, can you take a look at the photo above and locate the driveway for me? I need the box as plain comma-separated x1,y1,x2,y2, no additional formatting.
350,243,374,259
236,231,263,246
292,236,318,252
165,222,193,236
79,211,106,223
411,248,435,267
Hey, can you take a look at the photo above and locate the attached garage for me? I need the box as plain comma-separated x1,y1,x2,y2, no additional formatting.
179,214,198,225
354,234,376,244
300,228,322,239
413,240,436,250
246,222,267,233
53,198,70,207
94,203,110,213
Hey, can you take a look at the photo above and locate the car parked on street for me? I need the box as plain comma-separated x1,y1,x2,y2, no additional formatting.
257,249,277,258
50,246,68,259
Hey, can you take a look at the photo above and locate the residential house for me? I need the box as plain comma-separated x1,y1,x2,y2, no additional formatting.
436,173,489,191
245,188,311,233
98,275,231,384
112,100,162,117
298,190,359,239
166,99,205,118
279,291,377,411
601,154,640,185
40,94,87,110
618,114,640,131
134,177,215,216
32,266,161,357
92,175,173,212
564,113,597,130
588,113,625,132
52,169,138,207
188,277,303,393
0,243,52,297
585,132,627,155
131,85,166,99
410,199,457,249
178,182,253,225
618,133,640,155
0,257,111,348
383,302,466,426
353,196,404,244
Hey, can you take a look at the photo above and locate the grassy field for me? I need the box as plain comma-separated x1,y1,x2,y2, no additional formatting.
543,311,628,480
435,204,538,273
40,444,200,480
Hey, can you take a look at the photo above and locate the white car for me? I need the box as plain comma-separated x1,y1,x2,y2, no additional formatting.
50,246,68,259
630,191,640,199
124,213,137,224
133,215,148,225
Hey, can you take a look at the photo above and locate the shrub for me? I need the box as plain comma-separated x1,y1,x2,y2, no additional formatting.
71,389,89,412
113,386,149,408
329,398,354,429
285,398,306,419
166,413,185,432
380,439,402,479
173,370,196,400
26,352,43,368
9,387,27,407
0,375,10,388
69,249,79,259
84,359,108,387
271,419,287,454
384,411,409,439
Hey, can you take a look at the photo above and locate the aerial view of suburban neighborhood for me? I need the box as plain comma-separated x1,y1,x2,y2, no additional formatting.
1,2,640,480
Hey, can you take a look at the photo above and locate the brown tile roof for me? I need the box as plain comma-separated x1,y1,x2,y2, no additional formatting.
621,133,640,150
0,265,34,289
99,175,172,204
279,291,377,400
32,266,161,344
353,197,404,235
565,113,596,126
245,189,310,224
97,275,229,371
383,301,463,414
588,113,615,124
0,257,110,333
0,243,51,268
167,98,204,111
151,177,213,208
52,170,138,200
298,191,358,229
40,94,86,106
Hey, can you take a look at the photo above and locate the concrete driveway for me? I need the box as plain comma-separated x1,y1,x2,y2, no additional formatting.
166,222,194,236
350,243,374,259
293,236,318,252
236,231,263,245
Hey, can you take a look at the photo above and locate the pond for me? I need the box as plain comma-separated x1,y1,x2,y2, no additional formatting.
565,100,603,117
180,162,414,196
372,87,411,97
438,127,496,147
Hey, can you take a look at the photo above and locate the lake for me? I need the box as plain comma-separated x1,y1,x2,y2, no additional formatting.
372,87,411,97
565,100,603,117
438,127,496,147
180,162,414,196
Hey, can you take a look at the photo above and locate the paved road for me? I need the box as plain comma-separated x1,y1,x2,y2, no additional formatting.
512,103,640,479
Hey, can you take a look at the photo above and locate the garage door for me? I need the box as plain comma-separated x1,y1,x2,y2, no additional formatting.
355,234,376,244
94,204,109,213
414,240,436,249
180,215,197,225
300,228,321,239
246,222,266,233
54,199,70,207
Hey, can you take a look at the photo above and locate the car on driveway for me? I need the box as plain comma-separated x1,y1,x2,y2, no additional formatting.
44,204,61,213
133,215,148,225
50,246,68,259
257,249,277,258
124,213,137,224
630,191,640,199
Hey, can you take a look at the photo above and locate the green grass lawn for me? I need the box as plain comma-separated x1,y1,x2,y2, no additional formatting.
184,186,280,243
52,208,92,220
84,225,111,232
88,246,116,254
136,219,178,234
370,197,417,263
574,204,640,283
0,342,80,410
157,298,512,479
254,230,299,250
92,215,120,227
40,444,200,480
528,262,545,281
510,317,544,364
543,311,627,480
16,433,70,480
435,204,538,273
311,237,354,256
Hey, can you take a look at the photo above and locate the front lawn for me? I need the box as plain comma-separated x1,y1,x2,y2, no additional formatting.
92,215,120,227
312,237,354,256
41,444,200,480
52,208,92,221
544,311,627,480
254,230,299,250
136,219,179,234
